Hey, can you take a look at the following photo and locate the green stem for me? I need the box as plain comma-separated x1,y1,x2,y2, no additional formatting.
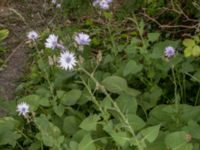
78,67,143,150
79,76,103,112
34,43,57,103
16,128,32,142
172,67,178,104
16,141,23,150
129,15,147,54
195,88,200,106
107,22,117,56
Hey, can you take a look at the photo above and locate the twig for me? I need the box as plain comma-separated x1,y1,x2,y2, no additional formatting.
0,42,24,71
141,11,198,29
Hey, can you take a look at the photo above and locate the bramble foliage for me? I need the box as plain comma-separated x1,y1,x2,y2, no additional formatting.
1,0,200,150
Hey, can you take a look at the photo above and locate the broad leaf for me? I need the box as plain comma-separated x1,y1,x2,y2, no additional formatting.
78,134,96,150
63,116,81,135
61,89,82,106
139,124,160,143
165,131,192,150
123,60,143,76
79,115,100,131
102,76,140,96
148,32,160,42
110,131,130,147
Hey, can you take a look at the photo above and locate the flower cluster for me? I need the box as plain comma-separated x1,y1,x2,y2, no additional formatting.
93,0,113,10
27,31,91,71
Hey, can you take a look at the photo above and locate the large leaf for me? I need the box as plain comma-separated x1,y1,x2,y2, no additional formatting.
148,32,160,42
116,94,137,114
63,116,81,135
79,115,100,131
0,117,21,147
102,76,140,96
123,60,143,76
102,76,128,94
183,39,195,47
183,120,200,140
138,124,160,143
110,131,130,147
78,134,96,150
165,131,192,150
34,115,64,148
61,89,82,106
53,103,65,117
127,114,145,131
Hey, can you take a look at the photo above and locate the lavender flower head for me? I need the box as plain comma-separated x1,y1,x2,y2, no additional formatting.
75,32,91,46
16,102,29,116
27,31,39,41
164,46,175,58
93,0,112,10
45,34,58,50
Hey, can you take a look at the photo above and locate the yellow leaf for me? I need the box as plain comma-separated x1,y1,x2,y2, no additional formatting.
192,46,200,57
184,47,192,57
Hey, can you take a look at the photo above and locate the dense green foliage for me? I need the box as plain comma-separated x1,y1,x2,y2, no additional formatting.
1,0,200,149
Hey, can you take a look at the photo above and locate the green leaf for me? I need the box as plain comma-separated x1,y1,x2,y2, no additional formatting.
192,45,200,57
183,39,195,47
79,115,100,131
148,105,176,128
103,12,113,19
39,97,50,107
140,86,163,110
28,142,41,150
148,32,160,42
183,120,200,140
110,131,130,147
102,76,140,96
53,103,65,117
61,89,82,106
0,29,9,41
123,60,143,76
0,117,21,147
139,124,160,143
165,131,192,150
102,76,127,94
34,115,64,148
184,47,192,57
116,94,137,114
69,141,78,150
127,114,145,131
144,132,167,150
78,134,96,150
63,116,81,135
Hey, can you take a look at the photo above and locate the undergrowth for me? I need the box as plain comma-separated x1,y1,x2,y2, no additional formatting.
1,0,200,150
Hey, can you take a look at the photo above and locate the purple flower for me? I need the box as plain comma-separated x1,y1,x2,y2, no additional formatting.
75,32,91,46
164,46,175,58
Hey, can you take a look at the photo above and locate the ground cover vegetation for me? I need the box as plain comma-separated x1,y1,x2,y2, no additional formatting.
1,0,200,149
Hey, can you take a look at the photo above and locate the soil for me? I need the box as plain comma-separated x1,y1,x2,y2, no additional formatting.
0,0,49,100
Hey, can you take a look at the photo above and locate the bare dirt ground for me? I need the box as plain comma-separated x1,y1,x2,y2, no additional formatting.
0,0,48,100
